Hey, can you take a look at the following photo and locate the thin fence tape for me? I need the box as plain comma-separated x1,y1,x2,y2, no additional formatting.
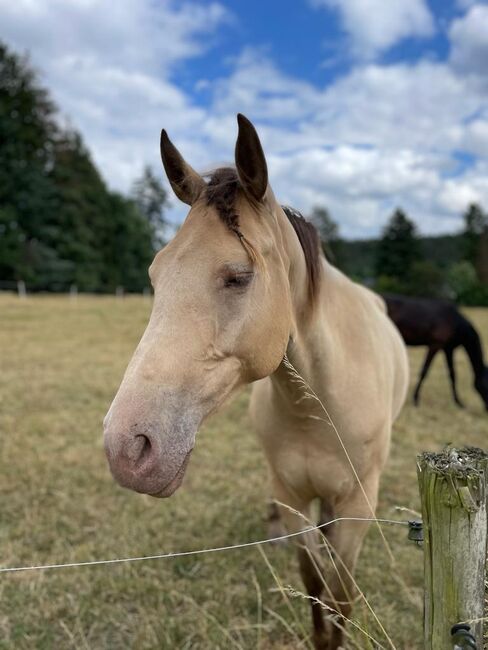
0,517,408,575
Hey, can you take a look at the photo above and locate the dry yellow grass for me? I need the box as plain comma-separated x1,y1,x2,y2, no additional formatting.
1,294,487,649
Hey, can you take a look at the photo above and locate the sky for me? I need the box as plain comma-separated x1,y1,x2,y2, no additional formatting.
1,0,488,238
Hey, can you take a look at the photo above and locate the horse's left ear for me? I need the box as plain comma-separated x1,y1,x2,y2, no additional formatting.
235,113,268,202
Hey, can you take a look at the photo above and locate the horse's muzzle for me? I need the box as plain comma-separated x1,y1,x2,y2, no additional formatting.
103,426,193,498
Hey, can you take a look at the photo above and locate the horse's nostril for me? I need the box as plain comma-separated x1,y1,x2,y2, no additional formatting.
130,434,152,466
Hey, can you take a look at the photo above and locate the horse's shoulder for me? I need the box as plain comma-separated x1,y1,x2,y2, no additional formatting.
340,276,387,317
359,285,387,314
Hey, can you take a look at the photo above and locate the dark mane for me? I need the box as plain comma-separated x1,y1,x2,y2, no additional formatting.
205,168,241,236
281,206,322,304
205,167,322,304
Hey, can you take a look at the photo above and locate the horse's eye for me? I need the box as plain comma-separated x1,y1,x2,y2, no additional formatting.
224,271,254,289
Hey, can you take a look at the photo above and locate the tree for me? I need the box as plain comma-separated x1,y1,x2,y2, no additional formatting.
478,227,488,284
309,206,342,265
0,41,156,292
375,208,420,285
47,130,113,290
407,260,446,298
100,193,155,292
0,41,58,283
462,203,488,285
447,261,488,306
309,206,338,242
132,166,169,247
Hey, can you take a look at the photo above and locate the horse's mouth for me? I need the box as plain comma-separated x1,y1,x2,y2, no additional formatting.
148,449,192,498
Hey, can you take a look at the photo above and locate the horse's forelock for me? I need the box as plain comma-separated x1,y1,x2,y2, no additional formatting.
203,168,321,306
205,167,241,234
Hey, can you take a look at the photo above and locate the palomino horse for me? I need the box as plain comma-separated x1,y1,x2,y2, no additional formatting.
104,114,409,649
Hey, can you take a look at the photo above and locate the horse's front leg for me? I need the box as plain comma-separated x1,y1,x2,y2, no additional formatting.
265,499,288,542
316,469,381,650
268,472,333,650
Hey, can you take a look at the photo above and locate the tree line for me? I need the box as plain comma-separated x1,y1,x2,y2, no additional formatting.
1,40,487,304
0,41,168,292
310,204,488,305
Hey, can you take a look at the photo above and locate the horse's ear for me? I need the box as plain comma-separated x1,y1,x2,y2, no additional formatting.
235,114,268,202
160,130,205,206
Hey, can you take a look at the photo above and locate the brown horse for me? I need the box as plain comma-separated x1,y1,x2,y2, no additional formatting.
383,293,488,411
103,114,409,649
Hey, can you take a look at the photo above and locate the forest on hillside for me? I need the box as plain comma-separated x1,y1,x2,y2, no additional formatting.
1,41,488,303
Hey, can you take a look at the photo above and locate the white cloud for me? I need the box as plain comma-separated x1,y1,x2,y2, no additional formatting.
311,0,435,58
449,4,488,77
1,0,229,73
463,116,488,156
210,49,322,123
455,0,483,9
267,146,469,237
438,159,488,215
1,0,486,237
0,0,230,190
207,50,483,157
203,46,487,236
305,62,478,153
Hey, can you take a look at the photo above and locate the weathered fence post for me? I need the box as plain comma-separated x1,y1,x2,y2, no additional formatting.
17,279,26,299
417,447,488,649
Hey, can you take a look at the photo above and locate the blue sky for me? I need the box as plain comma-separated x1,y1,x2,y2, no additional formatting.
2,0,488,237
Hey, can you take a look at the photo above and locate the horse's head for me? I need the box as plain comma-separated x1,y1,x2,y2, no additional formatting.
475,366,488,411
103,114,303,497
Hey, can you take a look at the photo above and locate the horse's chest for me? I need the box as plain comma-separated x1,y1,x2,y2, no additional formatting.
258,421,357,500
251,379,383,500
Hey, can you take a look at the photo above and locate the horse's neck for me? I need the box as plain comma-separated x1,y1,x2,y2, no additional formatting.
270,256,336,409
461,324,485,379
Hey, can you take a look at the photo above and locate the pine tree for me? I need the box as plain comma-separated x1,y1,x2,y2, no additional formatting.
309,206,342,265
132,166,169,247
375,209,420,283
462,203,488,285
0,42,58,283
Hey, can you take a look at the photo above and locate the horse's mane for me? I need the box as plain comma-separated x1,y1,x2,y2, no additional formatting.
205,167,321,305
281,206,322,305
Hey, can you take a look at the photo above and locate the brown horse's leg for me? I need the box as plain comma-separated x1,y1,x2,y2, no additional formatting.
444,347,465,408
316,471,381,650
319,499,335,540
269,475,331,649
266,500,288,542
413,346,439,405
297,543,330,650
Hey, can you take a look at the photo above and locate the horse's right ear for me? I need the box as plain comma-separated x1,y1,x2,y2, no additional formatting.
160,130,205,206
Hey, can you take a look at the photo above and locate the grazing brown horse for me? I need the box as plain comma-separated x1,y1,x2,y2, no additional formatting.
104,115,409,649
384,294,488,411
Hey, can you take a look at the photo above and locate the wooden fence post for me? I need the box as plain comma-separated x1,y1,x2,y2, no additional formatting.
17,280,26,299
417,447,488,649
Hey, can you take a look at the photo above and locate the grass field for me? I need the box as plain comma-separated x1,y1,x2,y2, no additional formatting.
1,294,487,649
